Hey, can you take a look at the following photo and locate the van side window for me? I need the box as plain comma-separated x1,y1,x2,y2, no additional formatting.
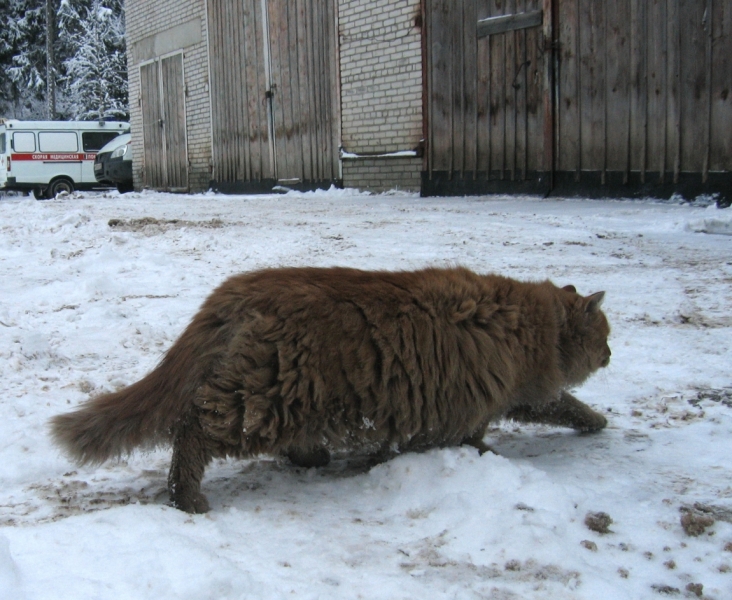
82,131,120,152
39,131,79,153
0,133,5,154
13,132,36,152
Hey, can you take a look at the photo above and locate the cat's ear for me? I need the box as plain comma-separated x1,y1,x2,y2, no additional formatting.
562,284,577,293
585,291,605,313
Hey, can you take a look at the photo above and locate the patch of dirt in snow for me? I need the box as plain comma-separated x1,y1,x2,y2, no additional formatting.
107,217,229,234
0,454,395,527
627,387,732,428
688,387,732,410
0,469,168,526
398,532,581,597
625,312,732,329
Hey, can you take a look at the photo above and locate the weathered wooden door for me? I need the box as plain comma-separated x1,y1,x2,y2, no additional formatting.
425,0,732,200
424,0,553,195
140,53,188,191
207,0,340,191
554,0,732,197
140,61,163,188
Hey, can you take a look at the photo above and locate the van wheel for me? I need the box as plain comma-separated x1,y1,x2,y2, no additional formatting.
116,182,134,194
32,187,48,200
48,178,75,198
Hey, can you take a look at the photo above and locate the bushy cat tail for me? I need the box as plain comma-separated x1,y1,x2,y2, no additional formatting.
50,312,223,465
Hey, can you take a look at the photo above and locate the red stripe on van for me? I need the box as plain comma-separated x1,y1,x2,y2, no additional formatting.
10,153,96,161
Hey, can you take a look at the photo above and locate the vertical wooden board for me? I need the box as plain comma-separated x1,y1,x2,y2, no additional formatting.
475,1,492,173
318,0,334,181
208,0,236,182
206,0,219,179
604,0,630,173
151,66,165,187
451,0,465,174
206,0,222,180
286,0,298,178
488,1,507,177
140,62,163,188
174,57,188,187
665,0,681,179
325,0,340,180
503,9,517,179
298,1,323,180
285,0,304,180
223,0,239,181
174,57,188,188
310,0,324,180
513,0,528,180
628,0,647,177
161,54,187,189
678,0,707,173
428,0,453,172
578,0,606,172
462,0,478,175
541,0,553,177
268,1,284,178
307,3,325,180
207,0,219,179
268,1,290,179
232,0,249,181
161,58,175,186
246,0,270,180
295,0,313,181
304,0,319,180
223,0,238,181
557,0,580,172
710,0,732,170
323,0,339,180
140,62,153,187
645,0,667,178
524,6,543,173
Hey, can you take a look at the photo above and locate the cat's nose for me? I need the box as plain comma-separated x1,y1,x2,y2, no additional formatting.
601,347,611,367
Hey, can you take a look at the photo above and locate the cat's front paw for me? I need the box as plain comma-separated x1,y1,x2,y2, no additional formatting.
574,410,608,432
170,490,211,514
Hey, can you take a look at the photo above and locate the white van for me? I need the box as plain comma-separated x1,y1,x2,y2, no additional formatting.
0,119,129,199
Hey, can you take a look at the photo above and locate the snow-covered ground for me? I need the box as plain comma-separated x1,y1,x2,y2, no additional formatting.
0,188,731,599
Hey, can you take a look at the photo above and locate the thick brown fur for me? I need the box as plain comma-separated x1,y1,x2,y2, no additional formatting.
50,267,611,513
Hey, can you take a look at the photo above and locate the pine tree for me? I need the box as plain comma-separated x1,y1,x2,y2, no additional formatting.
0,0,128,121
58,0,128,120
1,0,48,118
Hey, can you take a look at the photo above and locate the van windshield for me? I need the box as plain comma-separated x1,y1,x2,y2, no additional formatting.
82,131,121,152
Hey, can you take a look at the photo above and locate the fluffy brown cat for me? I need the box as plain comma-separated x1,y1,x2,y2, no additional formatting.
50,266,611,513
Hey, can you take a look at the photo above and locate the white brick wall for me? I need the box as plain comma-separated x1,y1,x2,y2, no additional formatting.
338,0,424,191
342,156,422,192
339,0,423,154
125,0,212,192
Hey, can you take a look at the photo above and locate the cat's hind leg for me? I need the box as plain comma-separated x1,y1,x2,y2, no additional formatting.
507,391,607,432
462,428,496,455
287,446,331,468
168,413,214,513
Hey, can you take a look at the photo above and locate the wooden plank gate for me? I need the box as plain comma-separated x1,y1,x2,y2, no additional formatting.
139,53,189,191
207,0,340,192
423,0,732,201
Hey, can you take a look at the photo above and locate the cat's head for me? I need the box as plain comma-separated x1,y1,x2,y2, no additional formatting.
558,285,611,386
